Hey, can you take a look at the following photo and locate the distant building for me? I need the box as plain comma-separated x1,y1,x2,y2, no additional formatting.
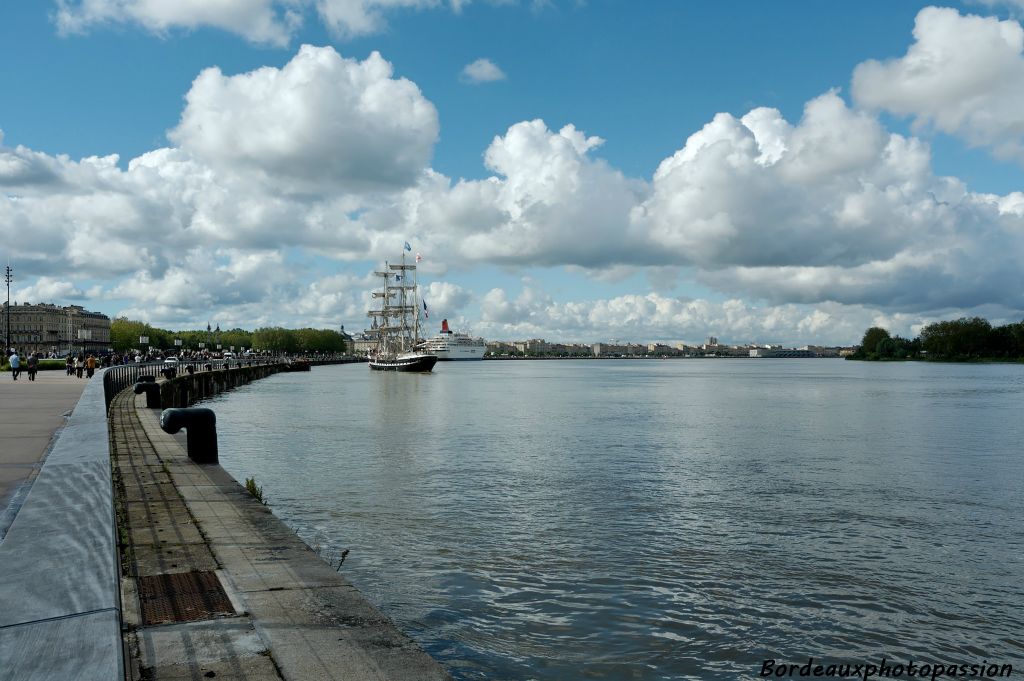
701,336,723,352
512,339,549,354
353,334,376,356
338,325,354,354
486,341,515,355
592,342,645,357
1,302,111,356
749,348,815,358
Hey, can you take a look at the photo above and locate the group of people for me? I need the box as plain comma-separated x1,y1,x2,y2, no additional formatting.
64,353,97,379
5,350,40,381
5,350,97,381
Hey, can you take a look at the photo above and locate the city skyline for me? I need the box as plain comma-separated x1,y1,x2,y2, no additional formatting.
3,2,1024,346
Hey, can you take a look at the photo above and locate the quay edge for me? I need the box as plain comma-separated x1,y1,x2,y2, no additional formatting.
113,362,452,681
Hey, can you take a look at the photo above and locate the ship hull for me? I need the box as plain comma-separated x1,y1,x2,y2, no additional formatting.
368,354,438,372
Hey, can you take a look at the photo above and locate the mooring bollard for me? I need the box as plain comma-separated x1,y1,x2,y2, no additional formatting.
204,363,213,372
159,408,218,464
133,381,162,409
161,367,177,380
186,365,195,375
137,374,157,383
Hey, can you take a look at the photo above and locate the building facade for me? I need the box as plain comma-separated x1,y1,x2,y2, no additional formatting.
1,302,111,356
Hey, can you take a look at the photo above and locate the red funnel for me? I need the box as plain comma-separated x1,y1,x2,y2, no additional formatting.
441,319,450,333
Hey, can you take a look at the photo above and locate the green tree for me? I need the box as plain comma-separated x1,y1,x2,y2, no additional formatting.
919,317,992,358
857,327,890,359
110,317,170,352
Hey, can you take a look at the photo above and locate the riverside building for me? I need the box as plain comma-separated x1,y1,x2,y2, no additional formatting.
1,302,111,356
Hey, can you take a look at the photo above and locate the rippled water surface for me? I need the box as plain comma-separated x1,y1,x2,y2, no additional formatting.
205,360,1024,679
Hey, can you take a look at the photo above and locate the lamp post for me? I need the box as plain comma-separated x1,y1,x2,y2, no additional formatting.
4,263,11,355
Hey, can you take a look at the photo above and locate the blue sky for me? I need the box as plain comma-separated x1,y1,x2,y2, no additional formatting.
3,1,1024,345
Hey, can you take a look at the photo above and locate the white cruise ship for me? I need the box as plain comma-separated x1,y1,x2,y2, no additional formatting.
419,319,486,360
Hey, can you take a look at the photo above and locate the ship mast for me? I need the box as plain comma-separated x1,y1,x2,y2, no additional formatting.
413,252,421,345
367,246,422,359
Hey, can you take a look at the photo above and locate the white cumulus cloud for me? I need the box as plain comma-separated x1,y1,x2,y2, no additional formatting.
54,0,300,46
852,6,1024,163
169,45,439,193
460,58,506,84
14,277,88,303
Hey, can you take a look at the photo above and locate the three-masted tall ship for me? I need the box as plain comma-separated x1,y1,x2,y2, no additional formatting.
366,248,438,372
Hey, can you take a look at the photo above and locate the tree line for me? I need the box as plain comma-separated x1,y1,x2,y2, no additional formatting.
110,318,351,354
851,317,1024,361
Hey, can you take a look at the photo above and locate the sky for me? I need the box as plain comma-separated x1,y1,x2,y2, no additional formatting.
3,1,1024,346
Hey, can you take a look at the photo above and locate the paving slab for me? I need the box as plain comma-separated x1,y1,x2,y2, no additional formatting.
0,609,121,681
128,517,207,547
0,461,118,627
244,587,446,681
133,542,220,577
215,543,349,594
187,503,301,546
123,481,181,504
134,618,281,681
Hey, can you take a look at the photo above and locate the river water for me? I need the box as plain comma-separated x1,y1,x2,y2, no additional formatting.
204,359,1024,680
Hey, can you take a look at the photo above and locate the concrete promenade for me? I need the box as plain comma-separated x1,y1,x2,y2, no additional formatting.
0,370,88,535
0,368,122,681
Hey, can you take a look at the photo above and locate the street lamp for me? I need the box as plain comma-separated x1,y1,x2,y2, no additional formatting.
4,263,11,355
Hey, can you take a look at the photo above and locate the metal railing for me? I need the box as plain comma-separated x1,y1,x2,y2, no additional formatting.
101,358,277,412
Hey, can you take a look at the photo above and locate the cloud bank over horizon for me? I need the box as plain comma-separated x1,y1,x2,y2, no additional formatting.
5,7,1024,345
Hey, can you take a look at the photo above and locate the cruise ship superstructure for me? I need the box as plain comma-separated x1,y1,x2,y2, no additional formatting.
419,319,486,360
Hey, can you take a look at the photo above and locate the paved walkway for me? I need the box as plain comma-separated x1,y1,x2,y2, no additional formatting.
0,370,88,535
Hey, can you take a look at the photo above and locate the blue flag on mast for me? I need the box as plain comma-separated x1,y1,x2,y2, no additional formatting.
423,299,429,319
404,241,412,251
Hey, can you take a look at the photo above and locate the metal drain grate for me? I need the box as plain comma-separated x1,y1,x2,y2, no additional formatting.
138,570,235,625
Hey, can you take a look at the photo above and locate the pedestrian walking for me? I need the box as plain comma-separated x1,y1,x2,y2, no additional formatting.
86,354,96,378
27,352,38,381
9,351,20,380
66,355,74,376
74,355,82,378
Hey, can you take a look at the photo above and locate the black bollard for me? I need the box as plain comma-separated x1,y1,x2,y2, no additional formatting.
137,374,157,383
159,408,218,464
204,363,213,372
186,365,195,375
133,381,162,409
